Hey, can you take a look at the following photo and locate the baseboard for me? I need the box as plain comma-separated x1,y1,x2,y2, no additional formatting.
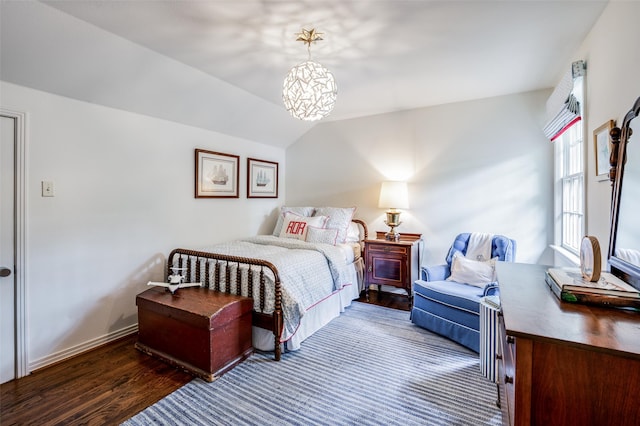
29,323,138,373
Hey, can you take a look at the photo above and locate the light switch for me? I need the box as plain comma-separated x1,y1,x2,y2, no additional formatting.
42,181,54,197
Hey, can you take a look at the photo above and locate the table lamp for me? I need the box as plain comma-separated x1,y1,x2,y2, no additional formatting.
378,181,409,241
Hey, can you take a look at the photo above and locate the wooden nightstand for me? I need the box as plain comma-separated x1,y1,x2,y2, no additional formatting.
364,232,422,299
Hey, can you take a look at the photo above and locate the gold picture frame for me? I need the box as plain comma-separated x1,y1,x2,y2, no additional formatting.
594,119,615,179
195,149,239,198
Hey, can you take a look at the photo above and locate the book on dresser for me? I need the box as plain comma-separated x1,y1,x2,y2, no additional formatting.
545,267,640,308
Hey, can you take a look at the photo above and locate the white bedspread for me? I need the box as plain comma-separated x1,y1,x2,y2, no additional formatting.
193,236,352,340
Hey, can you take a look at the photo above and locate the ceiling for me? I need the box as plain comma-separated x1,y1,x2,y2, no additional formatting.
1,1,608,147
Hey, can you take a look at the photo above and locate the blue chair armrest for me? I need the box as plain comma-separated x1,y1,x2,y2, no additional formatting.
483,282,500,297
422,264,450,281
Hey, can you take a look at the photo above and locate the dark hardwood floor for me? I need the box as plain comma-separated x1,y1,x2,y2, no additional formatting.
0,334,193,426
360,288,412,311
0,290,409,425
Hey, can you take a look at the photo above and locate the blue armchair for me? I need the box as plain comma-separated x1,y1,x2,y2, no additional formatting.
410,233,516,352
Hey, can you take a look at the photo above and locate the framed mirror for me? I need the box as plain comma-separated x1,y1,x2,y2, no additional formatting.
608,96,640,290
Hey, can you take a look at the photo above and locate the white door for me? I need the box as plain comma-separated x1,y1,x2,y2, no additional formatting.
0,114,16,383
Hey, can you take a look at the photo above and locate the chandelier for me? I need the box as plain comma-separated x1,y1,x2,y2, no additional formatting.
283,28,337,121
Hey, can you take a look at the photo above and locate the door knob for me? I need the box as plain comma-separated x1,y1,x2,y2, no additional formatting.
0,267,11,277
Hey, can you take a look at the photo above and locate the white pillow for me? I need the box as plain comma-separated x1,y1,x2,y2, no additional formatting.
279,213,328,241
306,226,339,245
272,207,315,236
313,207,356,244
345,221,360,243
447,253,497,287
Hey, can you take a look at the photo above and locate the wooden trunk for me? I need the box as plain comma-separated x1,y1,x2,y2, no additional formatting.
136,286,253,382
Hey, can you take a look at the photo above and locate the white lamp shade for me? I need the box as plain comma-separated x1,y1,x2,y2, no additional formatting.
378,181,409,209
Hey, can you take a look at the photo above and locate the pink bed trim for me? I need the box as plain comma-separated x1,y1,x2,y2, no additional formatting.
279,282,354,343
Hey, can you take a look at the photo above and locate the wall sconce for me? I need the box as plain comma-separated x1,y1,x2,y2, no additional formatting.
378,181,409,241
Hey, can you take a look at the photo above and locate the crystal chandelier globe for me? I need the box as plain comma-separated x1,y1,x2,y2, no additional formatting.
283,29,337,121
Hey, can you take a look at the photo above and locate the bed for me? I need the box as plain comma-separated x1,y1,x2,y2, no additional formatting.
167,207,368,361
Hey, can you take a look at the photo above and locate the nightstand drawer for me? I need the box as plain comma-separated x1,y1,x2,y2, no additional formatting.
367,243,408,255
371,256,406,283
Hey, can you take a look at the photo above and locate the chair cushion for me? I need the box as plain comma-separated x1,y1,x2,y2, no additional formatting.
414,279,484,314
413,279,483,335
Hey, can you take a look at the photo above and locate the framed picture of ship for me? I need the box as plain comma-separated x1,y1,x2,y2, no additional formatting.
195,149,239,198
247,158,278,198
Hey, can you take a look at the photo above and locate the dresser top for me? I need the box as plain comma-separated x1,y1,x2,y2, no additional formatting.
497,262,640,359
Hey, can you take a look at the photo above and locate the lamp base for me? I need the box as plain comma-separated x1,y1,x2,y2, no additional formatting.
385,228,401,242
384,211,402,242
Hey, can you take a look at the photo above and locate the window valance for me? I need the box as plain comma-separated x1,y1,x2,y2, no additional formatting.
543,60,586,141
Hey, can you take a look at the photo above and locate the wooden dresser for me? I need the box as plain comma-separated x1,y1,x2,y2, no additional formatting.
496,262,640,426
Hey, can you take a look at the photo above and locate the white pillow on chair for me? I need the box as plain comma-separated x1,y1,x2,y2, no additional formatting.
447,252,497,287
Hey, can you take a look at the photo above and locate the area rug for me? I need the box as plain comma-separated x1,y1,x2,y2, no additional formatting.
123,302,502,426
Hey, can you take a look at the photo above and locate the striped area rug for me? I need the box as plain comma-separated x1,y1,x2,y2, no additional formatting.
123,302,502,426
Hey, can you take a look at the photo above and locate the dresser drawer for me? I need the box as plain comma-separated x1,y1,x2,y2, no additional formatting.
498,313,515,425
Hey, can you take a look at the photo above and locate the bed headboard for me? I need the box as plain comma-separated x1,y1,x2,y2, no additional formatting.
352,219,368,241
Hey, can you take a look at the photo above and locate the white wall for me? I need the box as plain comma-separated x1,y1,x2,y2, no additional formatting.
577,2,640,265
1,82,284,370
286,90,554,266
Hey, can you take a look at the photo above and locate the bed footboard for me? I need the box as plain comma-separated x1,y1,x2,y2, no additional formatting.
167,248,283,361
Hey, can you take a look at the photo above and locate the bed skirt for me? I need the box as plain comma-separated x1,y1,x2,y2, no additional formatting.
252,257,363,352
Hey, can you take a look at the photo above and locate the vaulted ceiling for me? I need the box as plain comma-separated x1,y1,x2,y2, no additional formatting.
1,1,608,148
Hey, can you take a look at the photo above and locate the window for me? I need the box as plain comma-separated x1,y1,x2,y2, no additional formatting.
557,122,584,254
547,61,585,262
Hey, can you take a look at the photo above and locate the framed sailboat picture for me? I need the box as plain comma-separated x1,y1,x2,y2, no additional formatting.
247,158,278,198
195,149,239,198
